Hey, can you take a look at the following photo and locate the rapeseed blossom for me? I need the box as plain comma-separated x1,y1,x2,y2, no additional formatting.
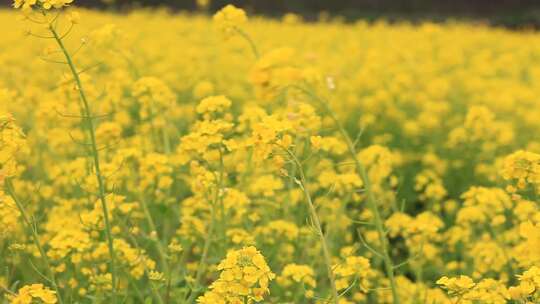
7,284,57,304
0,112,27,182
197,246,275,303
213,5,247,37
502,150,540,191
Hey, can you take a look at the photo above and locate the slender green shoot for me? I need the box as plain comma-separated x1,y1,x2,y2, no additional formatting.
284,148,339,304
48,22,118,303
5,179,64,304
294,85,401,304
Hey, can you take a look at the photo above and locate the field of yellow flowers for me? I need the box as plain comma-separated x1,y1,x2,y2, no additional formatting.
1,1,540,303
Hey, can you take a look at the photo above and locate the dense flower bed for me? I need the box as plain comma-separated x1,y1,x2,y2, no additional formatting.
1,2,540,303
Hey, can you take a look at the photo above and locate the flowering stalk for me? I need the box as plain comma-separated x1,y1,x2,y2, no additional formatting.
186,148,225,303
284,148,339,304
233,27,259,59
295,85,401,304
5,179,63,304
124,231,166,304
47,22,118,303
218,148,228,250
138,192,170,284
186,202,217,303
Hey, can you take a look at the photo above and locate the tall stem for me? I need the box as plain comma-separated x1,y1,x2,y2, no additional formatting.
49,25,118,303
285,149,339,304
139,192,170,278
298,86,400,304
5,179,64,304
186,203,216,303
233,27,259,59
186,150,225,303
187,204,216,303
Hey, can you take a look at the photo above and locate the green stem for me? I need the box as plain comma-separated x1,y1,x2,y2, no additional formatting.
162,127,172,154
486,225,515,283
127,275,145,303
285,149,339,304
217,147,226,250
149,281,165,304
5,179,64,304
297,86,400,304
186,203,216,303
186,153,224,303
139,192,170,277
49,25,118,303
233,27,259,59
124,231,165,304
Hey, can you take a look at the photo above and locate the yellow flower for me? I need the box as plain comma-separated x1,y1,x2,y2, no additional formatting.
213,5,247,36
148,271,165,282
0,192,20,240
502,150,540,191
0,112,28,182
8,284,57,304
196,95,232,115
278,263,317,288
310,135,322,150
334,256,375,292
198,246,275,303
168,241,183,253
437,275,475,296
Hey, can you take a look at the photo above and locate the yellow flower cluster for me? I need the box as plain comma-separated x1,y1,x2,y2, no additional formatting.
509,266,540,301
334,255,375,293
196,95,232,116
7,284,57,304
277,263,316,291
502,150,540,192
0,112,27,182
386,211,444,253
177,95,234,165
457,186,511,227
437,275,510,303
276,263,319,300
447,106,514,152
132,77,176,123
213,4,247,37
514,221,540,267
198,246,275,303
0,192,20,240
436,275,476,296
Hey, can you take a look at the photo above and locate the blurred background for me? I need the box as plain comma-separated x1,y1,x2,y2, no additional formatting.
3,0,540,29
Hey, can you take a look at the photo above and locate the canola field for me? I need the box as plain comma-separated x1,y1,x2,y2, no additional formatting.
1,2,540,304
